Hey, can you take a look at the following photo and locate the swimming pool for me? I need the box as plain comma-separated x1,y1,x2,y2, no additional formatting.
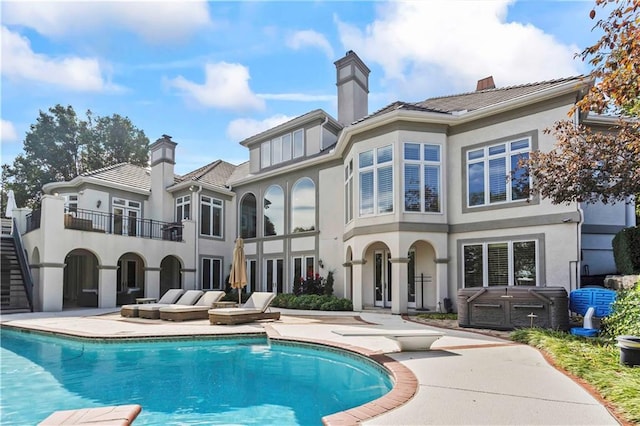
0,328,393,425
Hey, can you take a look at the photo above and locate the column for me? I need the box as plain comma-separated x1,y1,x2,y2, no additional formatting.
39,263,65,312
181,268,197,290
98,265,118,308
390,257,409,315
351,260,365,311
145,267,161,299
435,258,450,312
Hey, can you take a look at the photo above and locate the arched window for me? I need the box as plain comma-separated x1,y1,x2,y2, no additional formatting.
240,193,257,239
291,178,315,233
263,185,284,236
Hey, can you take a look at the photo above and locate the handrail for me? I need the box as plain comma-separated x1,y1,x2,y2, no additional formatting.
11,217,34,311
65,207,183,241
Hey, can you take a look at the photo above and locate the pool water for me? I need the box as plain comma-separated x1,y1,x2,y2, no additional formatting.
0,329,392,425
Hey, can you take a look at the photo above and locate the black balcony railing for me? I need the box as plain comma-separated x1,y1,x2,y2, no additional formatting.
64,208,183,241
26,209,41,232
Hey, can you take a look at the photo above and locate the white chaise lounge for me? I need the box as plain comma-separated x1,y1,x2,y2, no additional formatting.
120,289,184,318
332,329,444,351
138,290,204,319
159,291,226,321
208,292,280,325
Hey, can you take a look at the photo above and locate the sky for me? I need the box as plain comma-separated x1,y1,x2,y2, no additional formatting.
1,0,604,176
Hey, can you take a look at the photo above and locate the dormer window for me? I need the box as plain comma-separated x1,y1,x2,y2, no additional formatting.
260,129,305,169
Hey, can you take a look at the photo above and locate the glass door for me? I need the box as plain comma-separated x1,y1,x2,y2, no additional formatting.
265,258,284,293
408,250,416,308
374,250,392,307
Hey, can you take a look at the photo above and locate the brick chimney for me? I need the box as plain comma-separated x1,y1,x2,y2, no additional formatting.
149,134,177,222
476,76,496,91
334,50,370,126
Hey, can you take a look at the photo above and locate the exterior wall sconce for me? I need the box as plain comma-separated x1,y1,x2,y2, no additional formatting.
318,259,324,269
96,200,102,208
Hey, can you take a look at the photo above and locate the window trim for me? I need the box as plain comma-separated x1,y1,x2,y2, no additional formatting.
200,195,224,238
458,233,545,288
201,256,223,290
175,195,191,221
403,143,442,214
358,145,394,217
462,131,539,213
260,128,306,170
290,177,316,233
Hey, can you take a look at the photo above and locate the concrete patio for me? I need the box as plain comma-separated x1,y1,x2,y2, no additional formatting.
0,308,620,425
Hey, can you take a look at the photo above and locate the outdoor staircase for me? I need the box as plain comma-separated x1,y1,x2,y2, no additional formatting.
1,218,33,313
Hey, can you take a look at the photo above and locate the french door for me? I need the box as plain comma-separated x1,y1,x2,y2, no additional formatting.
265,258,284,293
374,250,392,307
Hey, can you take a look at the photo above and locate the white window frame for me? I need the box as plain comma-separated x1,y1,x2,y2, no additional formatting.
201,257,223,290
200,195,223,238
466,137,531,208
345,159,353,223
462,239,538,288
260,128,305,169
403,143,441,213
175,195,191,221
359,145,394,216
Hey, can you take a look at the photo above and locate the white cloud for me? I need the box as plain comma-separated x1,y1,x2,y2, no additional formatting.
226,114,295,142
2,1,212,44
168,62,265,111
336,1,584,98
286,30,335,59
1,119,18,143
1,26,114,92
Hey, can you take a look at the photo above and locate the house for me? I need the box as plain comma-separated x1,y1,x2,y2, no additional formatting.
4,51,635,313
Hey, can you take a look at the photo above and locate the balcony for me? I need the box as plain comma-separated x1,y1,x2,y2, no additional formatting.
44,208,184,241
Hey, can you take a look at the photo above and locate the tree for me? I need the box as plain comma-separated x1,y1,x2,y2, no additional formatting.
525,0,639,206
1,105,149,208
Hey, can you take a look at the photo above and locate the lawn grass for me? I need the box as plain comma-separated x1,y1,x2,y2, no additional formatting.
511,328,640,424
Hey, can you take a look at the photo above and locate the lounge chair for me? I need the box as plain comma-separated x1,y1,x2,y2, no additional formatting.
208,292,280,325
120,289,184,318
138,290,204,319
159,291,226,321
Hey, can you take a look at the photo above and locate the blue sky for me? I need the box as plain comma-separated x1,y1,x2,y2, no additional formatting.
1,1,602,176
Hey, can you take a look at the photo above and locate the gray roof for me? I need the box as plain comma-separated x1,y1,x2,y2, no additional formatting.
81,163,152,191
354,76,586,124
175,160,237,189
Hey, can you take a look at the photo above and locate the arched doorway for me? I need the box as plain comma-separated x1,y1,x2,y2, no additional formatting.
116,253,145,305
408,240,437,310
362,242,392,308
160,255,182,296
63,249,99,308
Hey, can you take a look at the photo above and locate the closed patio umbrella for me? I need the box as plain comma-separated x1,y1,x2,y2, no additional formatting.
229,238,247,304
5,190,17,218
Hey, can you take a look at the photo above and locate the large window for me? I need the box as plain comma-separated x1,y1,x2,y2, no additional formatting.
345,159,353,223
467,137,530,207
463,240,537,287
404,143,441,213
264,185,284,236
201,257,222,290
240,193,257,239
261,129,305,168
291,178,315,233
200,196,223,237
359,145,393,216
175,195,190,221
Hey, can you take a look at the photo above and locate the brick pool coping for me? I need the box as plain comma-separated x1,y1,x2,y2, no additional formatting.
263,324,419,426
3,321,418,426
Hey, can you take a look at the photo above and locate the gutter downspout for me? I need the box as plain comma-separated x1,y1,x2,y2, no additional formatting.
192,184,203,289
320,115,329,150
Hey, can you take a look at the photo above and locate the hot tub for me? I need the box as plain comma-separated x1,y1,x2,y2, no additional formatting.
457,286,569,331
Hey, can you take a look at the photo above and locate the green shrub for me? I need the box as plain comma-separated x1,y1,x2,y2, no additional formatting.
601,281,640,339
612,226,640,274
324,271,334,296
270,293,352,311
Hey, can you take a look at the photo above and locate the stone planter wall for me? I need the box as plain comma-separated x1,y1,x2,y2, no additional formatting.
603,275,639,290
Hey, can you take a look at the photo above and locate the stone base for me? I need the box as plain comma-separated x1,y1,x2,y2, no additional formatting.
603,275,639,290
